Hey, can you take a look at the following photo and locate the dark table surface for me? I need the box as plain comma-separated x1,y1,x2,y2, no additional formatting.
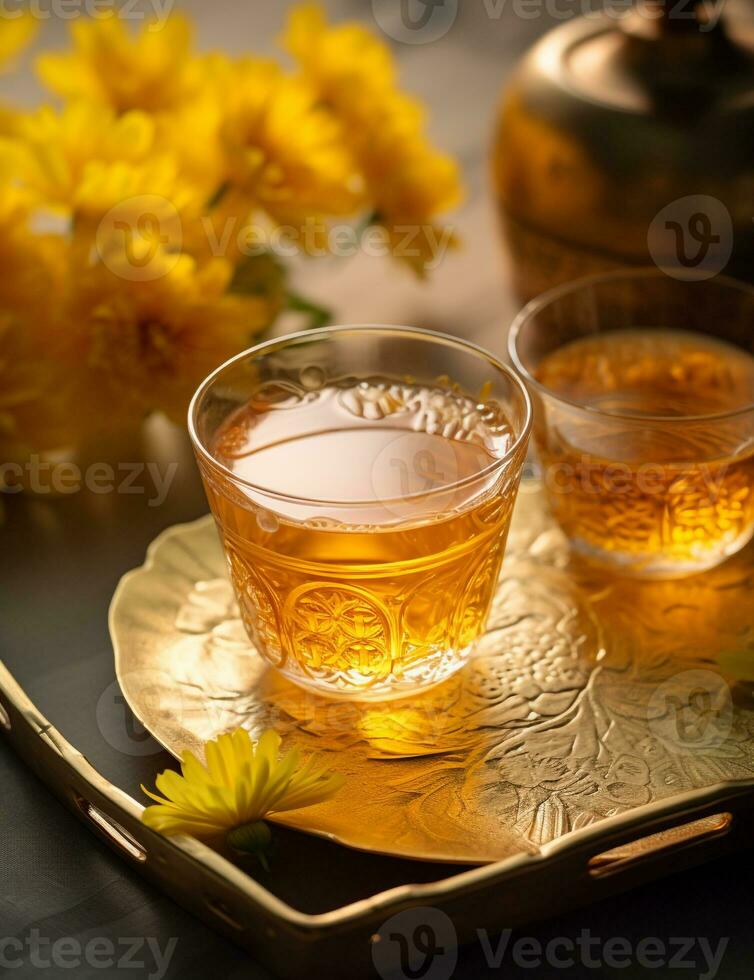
2,1,753,978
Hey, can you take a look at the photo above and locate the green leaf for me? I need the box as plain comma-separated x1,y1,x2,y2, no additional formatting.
229,251,288,302
285,291,332,331
229,251,332,332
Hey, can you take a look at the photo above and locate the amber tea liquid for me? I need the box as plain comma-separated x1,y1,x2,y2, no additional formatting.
535,329,754,575
203,379,521,698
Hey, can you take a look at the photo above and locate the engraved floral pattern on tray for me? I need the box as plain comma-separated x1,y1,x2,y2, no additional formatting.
111,482,754,863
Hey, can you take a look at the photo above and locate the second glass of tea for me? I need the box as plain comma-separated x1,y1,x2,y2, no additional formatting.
190,326,531,700
509,270,754,577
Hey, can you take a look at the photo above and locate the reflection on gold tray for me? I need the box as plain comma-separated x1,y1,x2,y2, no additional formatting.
110,481,754,864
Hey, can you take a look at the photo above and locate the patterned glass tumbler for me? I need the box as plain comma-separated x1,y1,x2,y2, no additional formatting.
189,325,531,700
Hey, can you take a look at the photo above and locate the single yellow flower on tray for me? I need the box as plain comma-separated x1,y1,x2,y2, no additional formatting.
142,729,344,866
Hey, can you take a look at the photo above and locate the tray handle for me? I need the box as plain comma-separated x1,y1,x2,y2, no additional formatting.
0,661,317,960
587,810,735,877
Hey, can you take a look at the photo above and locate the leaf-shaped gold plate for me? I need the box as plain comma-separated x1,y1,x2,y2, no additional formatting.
110,482,754,863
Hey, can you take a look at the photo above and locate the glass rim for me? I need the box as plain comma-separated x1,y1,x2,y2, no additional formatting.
188,323,533,508
508,268,754,425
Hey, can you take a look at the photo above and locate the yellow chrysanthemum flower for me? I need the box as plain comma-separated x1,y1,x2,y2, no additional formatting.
0,311,76,467
142,729,343,863
219,58,363,230
0,174,32,228
155,93,227,196
6,102,151,202
0,3,463,459
0,104,21,138
37,15,200,113
283,4,462,274
75,156,205,228
1,101,208,232
353,92,462,276
0,177,65,317
284,3,395,97
1,313,50,465
0,13,37,71
180,186,258,267
56,244,273,426
0,184,73,459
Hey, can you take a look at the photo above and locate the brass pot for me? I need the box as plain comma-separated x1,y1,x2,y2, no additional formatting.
492,2,754,301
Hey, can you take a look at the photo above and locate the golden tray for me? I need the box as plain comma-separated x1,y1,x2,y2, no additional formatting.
109,480,754,864
1,478,753,978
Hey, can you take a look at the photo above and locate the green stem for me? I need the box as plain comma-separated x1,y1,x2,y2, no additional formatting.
286,292,333,331
206,180,230,211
